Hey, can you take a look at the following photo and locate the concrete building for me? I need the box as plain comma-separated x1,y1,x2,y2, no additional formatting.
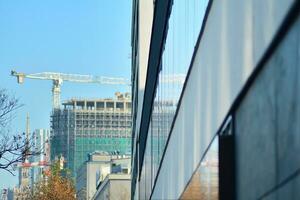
92,174,131,200
132,0,300,199
76,151,131,200
50,92,132,179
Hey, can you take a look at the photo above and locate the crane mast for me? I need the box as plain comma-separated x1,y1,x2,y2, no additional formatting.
52,79,62,109
11,70,130,109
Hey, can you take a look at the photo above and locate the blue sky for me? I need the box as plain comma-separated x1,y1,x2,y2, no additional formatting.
0,0,132,188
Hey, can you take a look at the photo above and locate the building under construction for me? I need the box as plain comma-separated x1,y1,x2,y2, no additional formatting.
50,92,132,178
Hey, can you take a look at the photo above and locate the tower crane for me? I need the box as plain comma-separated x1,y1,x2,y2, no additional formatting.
11,70,130,109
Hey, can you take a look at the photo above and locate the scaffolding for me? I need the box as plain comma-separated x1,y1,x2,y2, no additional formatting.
50,92,132,178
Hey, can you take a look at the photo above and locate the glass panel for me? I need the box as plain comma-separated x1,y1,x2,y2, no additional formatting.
148,0,209,185
181,136,219,199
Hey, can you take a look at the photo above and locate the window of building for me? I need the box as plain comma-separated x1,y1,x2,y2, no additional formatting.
106,102,114,109
116,102,124,109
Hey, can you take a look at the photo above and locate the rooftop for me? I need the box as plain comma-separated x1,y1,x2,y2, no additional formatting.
60,92,132,111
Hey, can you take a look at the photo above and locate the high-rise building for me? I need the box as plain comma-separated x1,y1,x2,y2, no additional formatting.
50,92,132,179
30,129,50,186
14,129,50,200
131,0,300,199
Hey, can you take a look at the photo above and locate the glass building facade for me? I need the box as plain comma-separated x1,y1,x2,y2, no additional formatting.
136,0,209,198
132,0,300,199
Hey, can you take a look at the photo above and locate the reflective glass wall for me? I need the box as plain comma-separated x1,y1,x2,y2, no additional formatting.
139,0,209,198
181,136,219,199
150,0,209,182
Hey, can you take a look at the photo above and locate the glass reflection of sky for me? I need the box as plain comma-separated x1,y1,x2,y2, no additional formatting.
140,1,210,198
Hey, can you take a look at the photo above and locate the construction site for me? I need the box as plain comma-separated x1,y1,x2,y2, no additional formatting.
50,92,132,178
11,70,132,179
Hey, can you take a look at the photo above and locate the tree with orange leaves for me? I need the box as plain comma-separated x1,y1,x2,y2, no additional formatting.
31,160,76,200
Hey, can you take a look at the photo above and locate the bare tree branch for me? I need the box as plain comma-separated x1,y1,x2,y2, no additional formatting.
0,89,41,175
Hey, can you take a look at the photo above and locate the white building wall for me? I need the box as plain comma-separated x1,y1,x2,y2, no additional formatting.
151,0,294,199
93,175,131,200
134,0,154,140
87,164,111,200
110,179,131,200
